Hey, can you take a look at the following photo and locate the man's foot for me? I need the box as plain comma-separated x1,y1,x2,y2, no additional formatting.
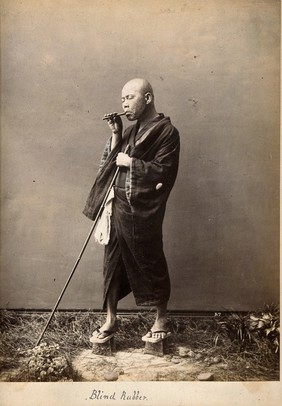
90,327,116,343
90,320,118,344
142,316,171,343
141,330,172,343
151,317,169,334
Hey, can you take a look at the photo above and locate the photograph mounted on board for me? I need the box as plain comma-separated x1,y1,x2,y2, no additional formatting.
0,0,280,403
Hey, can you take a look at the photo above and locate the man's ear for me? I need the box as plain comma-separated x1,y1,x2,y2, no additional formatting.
144,92,153,104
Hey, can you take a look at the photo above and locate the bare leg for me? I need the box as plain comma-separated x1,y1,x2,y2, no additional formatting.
99,281,119,332
150,301,170,339
92,265,121,338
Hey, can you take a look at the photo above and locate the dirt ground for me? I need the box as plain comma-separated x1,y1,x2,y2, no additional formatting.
72,346,228,382
0,341,246,382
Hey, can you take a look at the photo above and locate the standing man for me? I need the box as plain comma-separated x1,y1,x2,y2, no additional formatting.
83,78,180,344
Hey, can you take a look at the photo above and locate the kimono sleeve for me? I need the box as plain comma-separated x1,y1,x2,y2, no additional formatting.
98,137,112,172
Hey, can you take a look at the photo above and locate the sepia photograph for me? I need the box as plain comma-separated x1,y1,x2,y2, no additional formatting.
0,0,280,405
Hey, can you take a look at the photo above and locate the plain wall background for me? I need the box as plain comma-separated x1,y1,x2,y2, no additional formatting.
0,0,280,311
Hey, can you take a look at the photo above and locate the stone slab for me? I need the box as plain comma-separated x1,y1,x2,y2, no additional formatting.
72,350,199,381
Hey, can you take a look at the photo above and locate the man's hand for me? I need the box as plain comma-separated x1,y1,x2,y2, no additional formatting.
104,113,123,150
116,153,132,168
103,113,123,136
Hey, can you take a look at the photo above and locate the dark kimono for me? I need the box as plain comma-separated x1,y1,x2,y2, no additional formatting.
83,115,180,307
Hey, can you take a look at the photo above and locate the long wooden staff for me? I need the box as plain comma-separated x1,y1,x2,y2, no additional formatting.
36,145,129,346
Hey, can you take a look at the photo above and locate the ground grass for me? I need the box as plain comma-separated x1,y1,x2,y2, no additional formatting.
0,306,279,381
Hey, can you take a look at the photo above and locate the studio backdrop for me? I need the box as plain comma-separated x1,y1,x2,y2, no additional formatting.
1,0,280,311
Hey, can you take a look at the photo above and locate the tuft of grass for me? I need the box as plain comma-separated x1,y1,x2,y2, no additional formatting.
213,304,279,354
211,305,280,381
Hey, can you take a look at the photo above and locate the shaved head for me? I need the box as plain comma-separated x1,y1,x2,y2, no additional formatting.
122,78,154,98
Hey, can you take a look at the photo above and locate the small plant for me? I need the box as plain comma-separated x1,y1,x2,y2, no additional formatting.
214,305,280,354
26,342,72,381
247,306,280,354
214,313,251,347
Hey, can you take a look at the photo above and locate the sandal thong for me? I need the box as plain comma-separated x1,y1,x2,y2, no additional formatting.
90,326,116,344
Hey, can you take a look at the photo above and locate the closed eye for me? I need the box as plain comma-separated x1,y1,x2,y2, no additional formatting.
121,94,135,102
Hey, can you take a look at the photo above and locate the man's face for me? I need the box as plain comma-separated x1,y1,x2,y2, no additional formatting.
121,82,147,121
